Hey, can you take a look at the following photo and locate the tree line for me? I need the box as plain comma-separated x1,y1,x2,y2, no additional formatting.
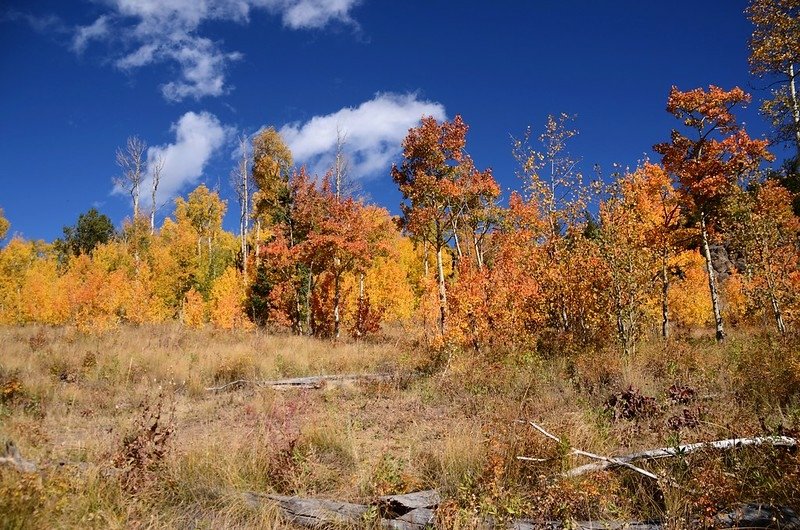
0,0,797,354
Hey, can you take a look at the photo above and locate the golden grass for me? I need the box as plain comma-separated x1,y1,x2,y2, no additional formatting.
1,324,799,528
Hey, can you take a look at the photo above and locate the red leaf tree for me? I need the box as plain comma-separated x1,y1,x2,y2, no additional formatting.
655,86,772,341
392,115,496,335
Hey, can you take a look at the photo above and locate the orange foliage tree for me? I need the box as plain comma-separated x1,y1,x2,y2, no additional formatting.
598,170,661,355
512,114,595,336
747,0,800,157
447,193,547,355
597,162,688,349
724,179,800,332
634,163,686,339
392,115,494,335
297,178,391,338
253,169,395,338
655,86,772,342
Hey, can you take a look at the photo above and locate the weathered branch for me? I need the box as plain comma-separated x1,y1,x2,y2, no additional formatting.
242,489,439,530
508,522,662,529
248,492,369,527
565,436,797,478
379,490,441,516
517,420,661,481
205,372,398,392
714,503,800,530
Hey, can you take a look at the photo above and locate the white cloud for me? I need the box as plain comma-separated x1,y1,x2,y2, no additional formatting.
72,0,361,101
115,43,159,69
72,15,110,53
263,0,360,29
121,111,231,209
159,38,243,101
279,93,446,180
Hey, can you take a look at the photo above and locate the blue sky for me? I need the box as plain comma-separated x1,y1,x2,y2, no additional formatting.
0,0,782,242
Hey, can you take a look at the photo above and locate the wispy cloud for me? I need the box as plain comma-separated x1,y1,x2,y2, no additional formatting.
158,38,243,101
115,43,159,69
114,111,231,209
2,9,65,34
72,15,110,53
70,0,361,102
279,93,446,180
265,0,361,29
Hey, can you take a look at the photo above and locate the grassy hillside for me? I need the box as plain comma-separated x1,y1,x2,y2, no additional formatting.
1,325,799,528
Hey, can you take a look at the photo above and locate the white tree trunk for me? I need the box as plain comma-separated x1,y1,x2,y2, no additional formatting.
334,270,341,339
423,241,429,278
436,246,447,335
764,259,786,335
770,289,787,335
700,211,725,342
450,218,463,262
149,156,163,235
661,257,670,340
473,233,484,270
788,64,800,158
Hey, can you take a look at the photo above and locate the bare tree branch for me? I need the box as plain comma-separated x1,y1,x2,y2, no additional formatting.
516,420,661,481
149,155,165,234
564,436,798,477
115,136,147,219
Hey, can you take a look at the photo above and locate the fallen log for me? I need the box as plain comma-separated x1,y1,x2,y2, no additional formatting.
383,508,436,530
714,503,800,529
205,372,398,392
242,489,439,529
245,489,799,530
379,489,440,515
564,435,797,478
245,492,369,527
252,492,661,529
508,521,662,529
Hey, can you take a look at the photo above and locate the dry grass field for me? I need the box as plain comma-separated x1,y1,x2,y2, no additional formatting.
2,325,800,528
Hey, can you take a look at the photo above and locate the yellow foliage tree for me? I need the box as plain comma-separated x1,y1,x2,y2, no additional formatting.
721,270,749,327
361,233,417,323
209,266,254,330
21,256,69,325
0,208,9,241
120,261,170,325
153,217,200,310
182,288,206,329
668,251,713,331
62,251,129,333
0,238,39,324
173,185,237,296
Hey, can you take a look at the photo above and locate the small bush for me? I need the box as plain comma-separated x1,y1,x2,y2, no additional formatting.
27,329,48,353
114,393,175,493
605,385,659,421
212,353,256,384
1,369,24,405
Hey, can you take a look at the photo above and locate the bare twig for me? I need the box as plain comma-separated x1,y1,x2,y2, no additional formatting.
516,456,550,462
516,420,661,481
